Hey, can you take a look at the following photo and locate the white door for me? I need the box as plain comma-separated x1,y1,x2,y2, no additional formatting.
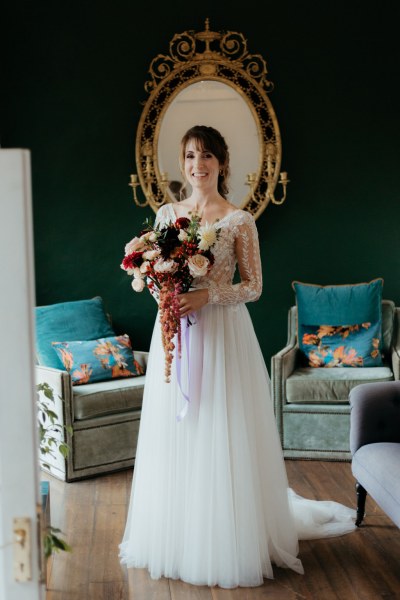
0,150,44,599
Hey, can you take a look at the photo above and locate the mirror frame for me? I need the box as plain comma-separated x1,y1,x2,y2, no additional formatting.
135,19,285,219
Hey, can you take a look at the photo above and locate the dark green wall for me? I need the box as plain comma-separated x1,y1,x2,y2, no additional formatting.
3,1,400,366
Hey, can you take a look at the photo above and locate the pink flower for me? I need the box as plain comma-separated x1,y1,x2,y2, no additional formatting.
140,261,151,274
153,258,178,274
125,236,146,255
188,254,210,277
143,249,161,260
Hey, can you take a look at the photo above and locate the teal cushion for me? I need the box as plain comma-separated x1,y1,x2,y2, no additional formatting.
292,279,384,368
36,297,115,369
52,335,144,385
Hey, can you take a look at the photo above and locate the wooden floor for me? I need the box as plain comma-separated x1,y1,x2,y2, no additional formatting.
44,460,400,600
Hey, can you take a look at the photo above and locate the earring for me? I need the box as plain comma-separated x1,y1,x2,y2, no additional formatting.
219,169,224,176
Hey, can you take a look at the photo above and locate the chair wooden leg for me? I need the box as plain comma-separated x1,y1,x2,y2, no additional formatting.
355,482,367,526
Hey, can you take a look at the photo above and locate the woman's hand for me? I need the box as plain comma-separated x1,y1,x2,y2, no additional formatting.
178,288,209,317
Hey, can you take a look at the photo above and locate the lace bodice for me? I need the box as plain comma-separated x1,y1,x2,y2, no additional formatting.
155,204,262,305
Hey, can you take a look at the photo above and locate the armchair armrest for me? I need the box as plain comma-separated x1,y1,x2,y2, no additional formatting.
35,365,73,477
36,364,71,398
391,347,400,380
390,307,400,380
133,350,149,373
271,306,301,438
349,380,400,455
271,342,301,435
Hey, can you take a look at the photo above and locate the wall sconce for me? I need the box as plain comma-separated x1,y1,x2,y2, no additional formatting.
129,174,147,207
129,171,171,208
246,143,290,206
129,139,172,208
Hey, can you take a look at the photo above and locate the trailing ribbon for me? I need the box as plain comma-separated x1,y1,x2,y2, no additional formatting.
176,315,194,421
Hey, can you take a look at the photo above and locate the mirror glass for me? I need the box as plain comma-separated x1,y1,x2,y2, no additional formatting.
133,21,288,219
157,81,260,207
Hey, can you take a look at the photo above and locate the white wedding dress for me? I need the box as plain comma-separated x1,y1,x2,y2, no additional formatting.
119,204,356,588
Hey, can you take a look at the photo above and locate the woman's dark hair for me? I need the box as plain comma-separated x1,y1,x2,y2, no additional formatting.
179,125,230,198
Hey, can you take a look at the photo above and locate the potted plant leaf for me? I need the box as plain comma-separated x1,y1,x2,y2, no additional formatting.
37,382,72,579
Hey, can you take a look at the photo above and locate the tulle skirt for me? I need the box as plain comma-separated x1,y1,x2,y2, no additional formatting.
119,303,355,588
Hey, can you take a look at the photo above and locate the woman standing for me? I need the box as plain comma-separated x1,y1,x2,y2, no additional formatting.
119,125,355,588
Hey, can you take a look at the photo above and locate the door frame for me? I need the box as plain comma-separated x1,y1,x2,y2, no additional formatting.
0,149,44,599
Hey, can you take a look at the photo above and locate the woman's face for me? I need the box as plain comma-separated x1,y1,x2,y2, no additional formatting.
184,139,220,193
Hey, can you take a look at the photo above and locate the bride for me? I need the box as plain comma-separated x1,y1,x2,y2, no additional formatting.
119,125,356,588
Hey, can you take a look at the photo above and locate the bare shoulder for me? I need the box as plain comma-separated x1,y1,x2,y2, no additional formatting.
171,200,195,218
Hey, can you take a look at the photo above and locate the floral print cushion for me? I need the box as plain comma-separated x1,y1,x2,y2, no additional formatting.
293,279,384,368
52,335,144,385
300,321,382,368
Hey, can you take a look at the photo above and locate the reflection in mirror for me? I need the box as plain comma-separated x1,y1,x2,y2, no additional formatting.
131,20,289,219
158,81,260,207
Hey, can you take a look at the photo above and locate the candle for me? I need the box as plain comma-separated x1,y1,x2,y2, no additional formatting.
280,172,288,182
130,174,138,184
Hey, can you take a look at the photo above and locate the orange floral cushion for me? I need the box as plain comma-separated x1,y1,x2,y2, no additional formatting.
52,335,144,384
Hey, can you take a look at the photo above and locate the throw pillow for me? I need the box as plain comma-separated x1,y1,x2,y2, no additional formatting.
292,278,384,368
36,297,115,369
52,334,144,385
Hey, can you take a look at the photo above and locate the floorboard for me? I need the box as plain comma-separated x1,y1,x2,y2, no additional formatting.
43,461,400,600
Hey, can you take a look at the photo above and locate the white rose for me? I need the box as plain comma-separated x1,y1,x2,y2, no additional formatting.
197,223,218,251
125,236,146,255
188,254,210,277
153,258,178,274
143,249,161,260
178,229,188,241
131,277,145,292
140,261,151,274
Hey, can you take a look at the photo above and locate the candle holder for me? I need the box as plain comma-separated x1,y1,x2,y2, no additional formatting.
129,170,171,208
246,143,290,206
129,174,148,207
129,140,172,207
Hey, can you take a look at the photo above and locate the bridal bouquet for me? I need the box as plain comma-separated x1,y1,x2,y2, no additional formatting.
121,212,219,381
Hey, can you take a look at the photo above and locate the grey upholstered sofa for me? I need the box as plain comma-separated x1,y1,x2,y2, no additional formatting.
272,301,400,461
350,380,400,527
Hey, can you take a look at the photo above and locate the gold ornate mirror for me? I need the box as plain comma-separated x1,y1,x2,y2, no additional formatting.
130,19,289,219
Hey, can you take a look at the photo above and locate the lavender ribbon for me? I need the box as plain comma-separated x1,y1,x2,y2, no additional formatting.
176,316,192,422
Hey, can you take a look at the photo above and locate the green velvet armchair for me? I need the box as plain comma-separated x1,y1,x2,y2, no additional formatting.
271,301,400,461
35,297,149,482
36,351,148,482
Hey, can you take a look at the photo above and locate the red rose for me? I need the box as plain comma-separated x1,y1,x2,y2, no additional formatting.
175,217,191,229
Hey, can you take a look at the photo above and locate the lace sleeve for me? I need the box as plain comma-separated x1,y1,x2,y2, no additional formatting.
208,212,263,305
